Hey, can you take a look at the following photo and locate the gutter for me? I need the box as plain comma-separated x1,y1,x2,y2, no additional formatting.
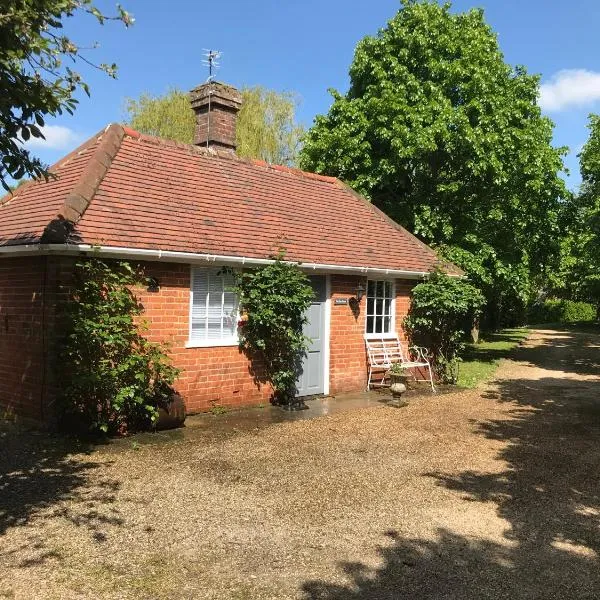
0,243,458,279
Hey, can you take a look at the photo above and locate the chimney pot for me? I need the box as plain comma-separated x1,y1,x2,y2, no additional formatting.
189,81,242,152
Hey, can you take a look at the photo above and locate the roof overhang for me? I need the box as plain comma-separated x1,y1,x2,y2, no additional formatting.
0,243,461,279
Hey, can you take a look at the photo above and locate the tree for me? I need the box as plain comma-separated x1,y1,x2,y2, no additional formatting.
300,0,568,327
125,85,304,165
236,87,304,165
0,1,133,191
556,115,600,307
124,89,195,144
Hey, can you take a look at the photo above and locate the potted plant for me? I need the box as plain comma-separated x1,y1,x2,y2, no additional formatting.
388,363,409,407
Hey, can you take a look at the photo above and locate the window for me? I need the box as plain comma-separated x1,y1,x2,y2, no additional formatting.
365,280,394,336
189,267,238,345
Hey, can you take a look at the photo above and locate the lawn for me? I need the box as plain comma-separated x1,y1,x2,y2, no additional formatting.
457,327,529,388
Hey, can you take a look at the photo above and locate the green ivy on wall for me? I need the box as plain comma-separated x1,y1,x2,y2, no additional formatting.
227,256,314,405
56,259,180,435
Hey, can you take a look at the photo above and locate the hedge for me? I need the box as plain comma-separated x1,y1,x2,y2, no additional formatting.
529,299,596,325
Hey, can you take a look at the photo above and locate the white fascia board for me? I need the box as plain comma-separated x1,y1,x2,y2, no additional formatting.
0,243,451,279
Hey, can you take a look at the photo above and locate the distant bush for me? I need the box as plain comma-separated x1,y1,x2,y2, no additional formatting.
561,301,597,323
529,299,596,325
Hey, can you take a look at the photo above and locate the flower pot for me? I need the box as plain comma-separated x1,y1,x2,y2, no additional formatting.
389,373,408,407
389,373,408,395
156,392,186,430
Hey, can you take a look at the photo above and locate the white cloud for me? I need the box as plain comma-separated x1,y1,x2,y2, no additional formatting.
540,69,600,112
25,125,83,150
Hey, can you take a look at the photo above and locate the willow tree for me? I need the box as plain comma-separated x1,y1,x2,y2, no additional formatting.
300,0,567,327
125,85,304,166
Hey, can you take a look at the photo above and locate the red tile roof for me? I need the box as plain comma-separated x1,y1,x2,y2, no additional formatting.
0,124,460,274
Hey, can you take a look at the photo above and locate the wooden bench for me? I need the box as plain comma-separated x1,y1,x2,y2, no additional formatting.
365,336,436,392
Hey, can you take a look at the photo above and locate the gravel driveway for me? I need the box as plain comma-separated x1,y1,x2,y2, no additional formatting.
1,328,599,599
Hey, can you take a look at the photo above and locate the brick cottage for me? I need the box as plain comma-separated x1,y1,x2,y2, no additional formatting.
0,81,459,424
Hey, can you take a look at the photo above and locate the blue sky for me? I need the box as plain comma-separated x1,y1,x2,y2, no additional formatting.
29,0,600,190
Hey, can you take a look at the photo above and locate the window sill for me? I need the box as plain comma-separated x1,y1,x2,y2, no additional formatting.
364,333,397,340
185,339,239,349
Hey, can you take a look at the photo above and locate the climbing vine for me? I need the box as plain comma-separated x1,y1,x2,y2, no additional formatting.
56,259,179,434
228,256,314,405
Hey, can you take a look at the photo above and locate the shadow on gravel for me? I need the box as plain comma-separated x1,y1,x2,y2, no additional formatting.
303,329,600,599
0,428,122,563
510,329,600,377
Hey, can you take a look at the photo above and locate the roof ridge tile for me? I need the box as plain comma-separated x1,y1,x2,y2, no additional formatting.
41,123,125,243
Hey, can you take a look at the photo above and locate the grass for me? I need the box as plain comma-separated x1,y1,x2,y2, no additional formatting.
458,327,529,388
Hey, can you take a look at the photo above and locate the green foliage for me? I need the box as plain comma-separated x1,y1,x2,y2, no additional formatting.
236,86,305,165
528,299,596,325
388,362,407,376
404,269,485,383
0,1,133,190
57,259,179,435
300,0,567,327
562,301,596,324
229,257,314,404
125,88,194,144
553,115,600,306
124,85,304,165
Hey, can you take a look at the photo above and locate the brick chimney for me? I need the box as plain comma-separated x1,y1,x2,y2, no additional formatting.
189,81,242,152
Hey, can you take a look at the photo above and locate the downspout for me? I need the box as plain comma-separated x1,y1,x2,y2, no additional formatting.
39,254,48,422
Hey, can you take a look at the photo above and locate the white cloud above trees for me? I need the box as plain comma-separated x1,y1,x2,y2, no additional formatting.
540,69,600,112
25,125,83,150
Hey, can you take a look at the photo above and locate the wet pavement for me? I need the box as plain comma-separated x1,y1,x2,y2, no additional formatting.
100,386,442,453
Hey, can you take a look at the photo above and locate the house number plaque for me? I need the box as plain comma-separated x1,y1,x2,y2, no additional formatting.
334,298,349,305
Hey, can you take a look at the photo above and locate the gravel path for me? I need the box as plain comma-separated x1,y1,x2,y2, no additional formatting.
1,328,599,599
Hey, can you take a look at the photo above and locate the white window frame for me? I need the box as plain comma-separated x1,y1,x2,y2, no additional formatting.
364,279,396,339
186,266,239,348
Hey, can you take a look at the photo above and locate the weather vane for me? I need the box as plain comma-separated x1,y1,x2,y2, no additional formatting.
202,49,221,82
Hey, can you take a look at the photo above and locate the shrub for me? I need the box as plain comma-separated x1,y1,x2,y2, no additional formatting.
56,259,180,435
562,300,596,323
404,269,485,384
228,256,314,405
529,299,596,325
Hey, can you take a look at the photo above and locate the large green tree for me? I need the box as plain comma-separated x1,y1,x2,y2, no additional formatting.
555,115,600,306
300,0,567,326
0,1,133,191
125,86,304,166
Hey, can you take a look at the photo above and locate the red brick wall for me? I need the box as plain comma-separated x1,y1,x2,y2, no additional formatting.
328,275,415,394
329,275,368,394
139,267,414,410
395,280,414,342
0,257,417,421
0,257,47,421
137,263,270,414
113,266,417,412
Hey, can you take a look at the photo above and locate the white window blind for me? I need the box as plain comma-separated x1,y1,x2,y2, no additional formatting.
365,280,394,336
190,268,238,344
